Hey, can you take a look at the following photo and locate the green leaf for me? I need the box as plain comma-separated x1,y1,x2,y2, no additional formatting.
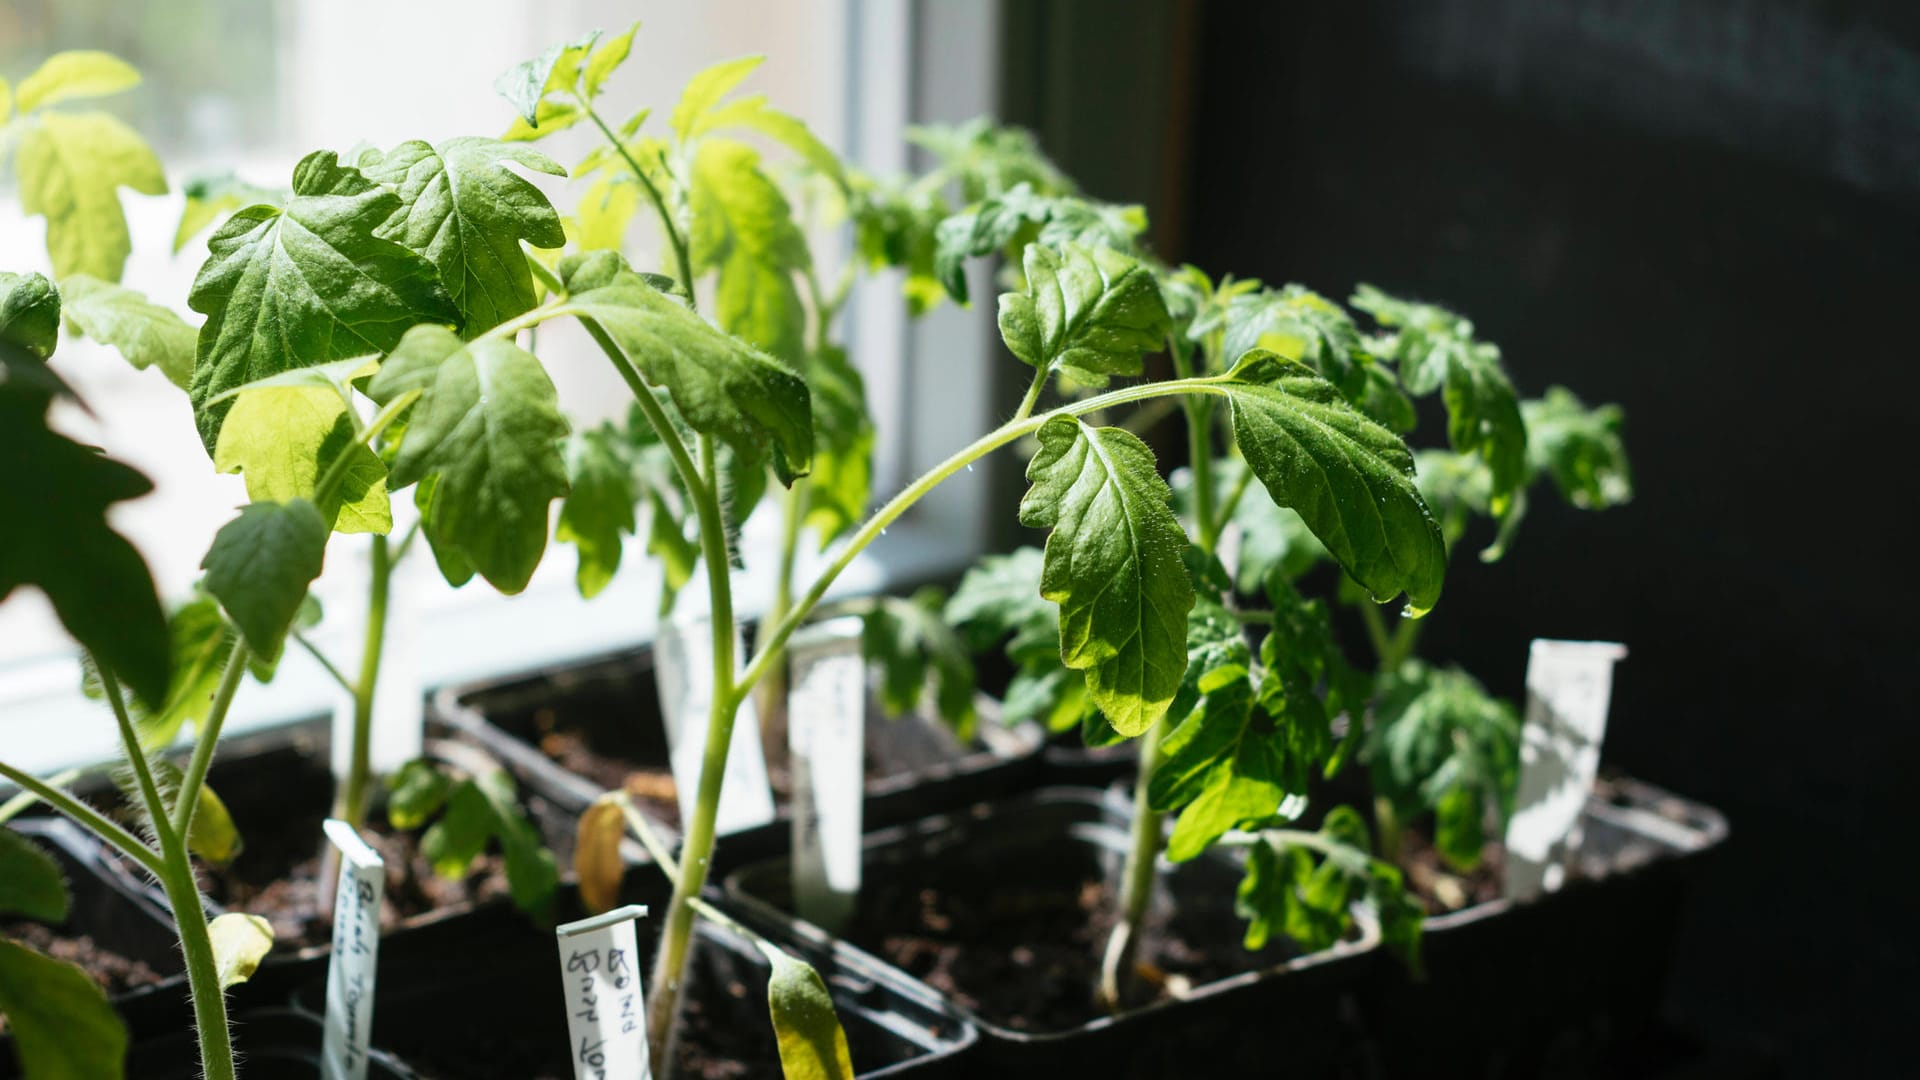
1236,807,1424,969
802,346,872,547
1155,671,1290,861
688,137,811,363
646,490,698,612
186,150,457,453
0,938,128,1080
0,395,169,706
360,137,566,333
13,51,140,113
0,829,68,923
1019,417,1193,738
199,498,329,663
1367,661,1520,874
57,275,197,389
15,111,167,282
367,326,569,593
671,56,765,141
582,23,639,99
937,186,1144,304
386,758,454,830
908,119,1075,204
861,588,976,738
494,30,601,124
417,769,557,916
576,175,642,252
173,172,285,254
559,251,812,481
0,271,61,359
1220,352,1446,615
213,383,391,534
555,424,637,599
1219,285,1371,393
944,547,1051,649
1523,387,1632,510
758,943,856,1080
850,173,947,313
997,242,1169,386
208,913,274,988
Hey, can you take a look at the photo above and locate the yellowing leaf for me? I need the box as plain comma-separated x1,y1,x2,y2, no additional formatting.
207,913,274,987
583,22,639,99
671,55,765,141
214,384,391,534
575,796,627,915
15,112,166,282
757,943,856,1080
14,51,140,113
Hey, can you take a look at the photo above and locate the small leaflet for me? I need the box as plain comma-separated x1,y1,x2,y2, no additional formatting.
556,904,651,1080
786,617,867,930
321,819,386,1080
1504,639,1628,900
654,611,777,834
331,540,423,781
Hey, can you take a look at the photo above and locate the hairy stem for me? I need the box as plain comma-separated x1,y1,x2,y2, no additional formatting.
583,102,696,308
1014,367,1049,421
646,433,741,1065
102,666,235,1080
1360,602,1394,668
1099,716,1168,1011
335,532,393,829
0,767,81,826
170,639,249,841
0,761,162,879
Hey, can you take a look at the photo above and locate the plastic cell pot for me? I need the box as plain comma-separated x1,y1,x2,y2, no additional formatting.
431,643,1045,874
120,1008,414,1079
1355,775,1730,1074
289,874,976,1079
725,786,1383,1076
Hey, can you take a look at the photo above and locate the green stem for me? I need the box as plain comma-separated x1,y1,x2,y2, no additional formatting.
615,793,761,943
314,392,418,507
101,665,235,1080
1213,454,1256,533
1099,716,1168,1010
293,633,355,696
0,767,81,826
97,667,172,850
582,101,696,307
753,479,807,745
170,638,249,842
581,318,711,509
334,532,393,829
646,433,741,1063
1360,603,1394,668
1373,796,1405,866
737,374,1238,701
0,761,162,879
1187,400,1218,554
1014,368,1049,421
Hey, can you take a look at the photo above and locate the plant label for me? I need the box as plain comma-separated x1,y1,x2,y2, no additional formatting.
1504,639,1627,900
321,819,385,1080
654,612,777,835
331,538,422,783
786,616,867,930
556,904,651,1080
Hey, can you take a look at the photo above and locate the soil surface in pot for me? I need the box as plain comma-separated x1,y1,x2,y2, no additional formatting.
827,827,1298,1032
99,742,548,950
0,921,165,997
489,656,977,828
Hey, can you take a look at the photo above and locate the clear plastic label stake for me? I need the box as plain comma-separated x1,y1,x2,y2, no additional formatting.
654,612,776,835
786,617,867,930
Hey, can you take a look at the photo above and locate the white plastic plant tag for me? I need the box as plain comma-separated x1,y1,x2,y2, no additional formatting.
556,904,651,1080
331,538,423,782
786,617,867,930
654,612,776,834
1504,639,1628,900
321,819,385,1080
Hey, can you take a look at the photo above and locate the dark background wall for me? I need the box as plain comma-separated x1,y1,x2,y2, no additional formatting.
1002,1,1916,1073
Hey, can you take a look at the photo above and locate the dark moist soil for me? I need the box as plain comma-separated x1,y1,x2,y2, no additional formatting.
1400,828,1506,915
0,920,166,997
527,706,967,830
100,747,527,952
847,871,1286,1033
